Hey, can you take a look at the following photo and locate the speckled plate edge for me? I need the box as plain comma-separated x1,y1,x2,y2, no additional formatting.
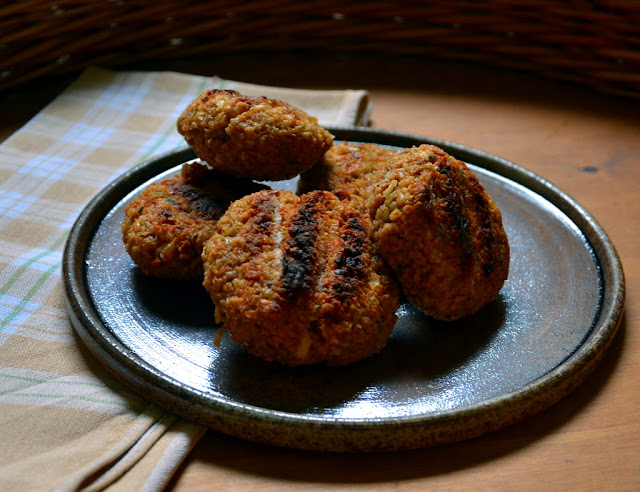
62,127,625,452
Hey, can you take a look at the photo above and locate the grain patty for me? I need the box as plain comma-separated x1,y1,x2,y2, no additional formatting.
298,141,398,214
122,161,267,279
202,189,400,366
368,144,510,320
177,89,334,181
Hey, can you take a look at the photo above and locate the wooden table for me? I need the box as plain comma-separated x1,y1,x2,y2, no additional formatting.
4,54,638,491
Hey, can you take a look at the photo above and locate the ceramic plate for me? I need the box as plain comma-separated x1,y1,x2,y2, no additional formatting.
63,127,625,452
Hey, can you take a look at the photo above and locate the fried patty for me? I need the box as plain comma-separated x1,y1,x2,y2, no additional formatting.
368,144,510,321
177,89,334,181
202,189,400,366
298,141,398,214
122,161,268,280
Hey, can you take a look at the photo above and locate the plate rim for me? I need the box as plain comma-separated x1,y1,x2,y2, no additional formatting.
62,126,625,451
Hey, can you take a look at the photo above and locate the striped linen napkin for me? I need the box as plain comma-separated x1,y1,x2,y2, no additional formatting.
0,67,371,491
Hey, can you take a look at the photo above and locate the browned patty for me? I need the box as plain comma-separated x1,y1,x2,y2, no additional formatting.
368,144,510,321
202,189,400,366
122,161,268,280
177,89,334,181
297,141,399,214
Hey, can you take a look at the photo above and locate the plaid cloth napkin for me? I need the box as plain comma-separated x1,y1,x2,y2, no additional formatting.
0,67,371,491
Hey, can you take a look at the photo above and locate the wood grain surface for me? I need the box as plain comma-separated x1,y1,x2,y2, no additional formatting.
3,54,638,491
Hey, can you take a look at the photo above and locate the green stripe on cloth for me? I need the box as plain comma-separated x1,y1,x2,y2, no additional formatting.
0,262,60,331
0,372,104,388
1,392,131,407
0,232,67,298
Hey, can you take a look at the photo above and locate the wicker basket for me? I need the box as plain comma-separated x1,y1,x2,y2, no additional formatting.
2,0,639,98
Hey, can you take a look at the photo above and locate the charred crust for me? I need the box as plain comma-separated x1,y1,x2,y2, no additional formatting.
248,192,276,229
281,194,320,298
483,255,496,276
170,181,227,221
338,215,367,276
442,161,500,278
436,162,474,261
418,156,502,278
331,213,368,301
446,193,473,260
472,189,498,276
243,192,277,250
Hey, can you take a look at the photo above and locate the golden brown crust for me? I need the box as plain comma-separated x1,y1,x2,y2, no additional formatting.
368,144,510,321
297,141,398,213
202,189,400,366
177,89,334,181
121,162,268,280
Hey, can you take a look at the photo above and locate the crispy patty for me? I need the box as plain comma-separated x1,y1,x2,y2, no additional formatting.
122,161,268,280
202,189,400,366
298,141,398,214
177,89,334,181
368,144,510,321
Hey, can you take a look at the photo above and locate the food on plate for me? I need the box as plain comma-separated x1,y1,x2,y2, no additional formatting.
122,161,268,280
368,144,510,321
124,88,511,365
297,141,399,214
177,89,334,181
201,189,400,366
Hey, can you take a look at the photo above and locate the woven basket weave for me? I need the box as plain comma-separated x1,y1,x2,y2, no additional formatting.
2,0,639,98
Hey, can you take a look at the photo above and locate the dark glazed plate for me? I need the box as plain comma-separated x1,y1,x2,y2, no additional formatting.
63,127,625,452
